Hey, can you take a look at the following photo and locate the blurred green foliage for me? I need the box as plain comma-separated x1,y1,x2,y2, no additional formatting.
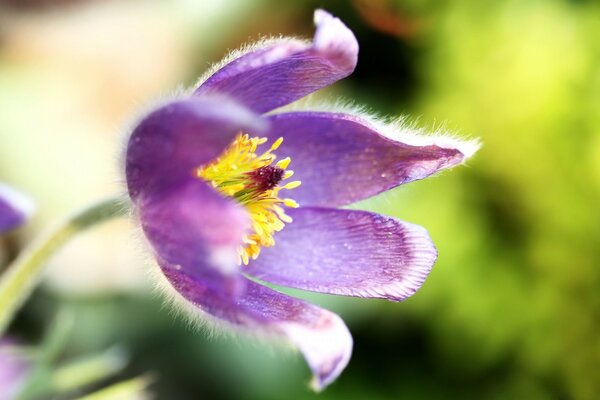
2,0,599,399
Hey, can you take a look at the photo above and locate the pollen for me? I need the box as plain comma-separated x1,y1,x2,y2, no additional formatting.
195,133,301,265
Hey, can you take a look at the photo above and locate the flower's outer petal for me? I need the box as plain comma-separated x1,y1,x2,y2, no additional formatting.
126,95,266,202
139,177,249,281
246,207,437,302
160,263,352,391
0,183,35,235
126,96,264,279
194,10,358,114
265,112,478,207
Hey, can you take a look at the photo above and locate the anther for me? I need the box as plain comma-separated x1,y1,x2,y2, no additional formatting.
276,157,291,169
283,181,301,190
271,137,284,150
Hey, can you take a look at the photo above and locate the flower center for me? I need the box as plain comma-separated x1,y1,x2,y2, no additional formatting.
195,133,301,265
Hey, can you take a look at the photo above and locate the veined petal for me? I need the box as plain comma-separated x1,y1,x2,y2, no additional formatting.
159,264,352,391
194,9,358,114
246,207,437,302
0,183,34,234
264,111,479,207
125,95,265,201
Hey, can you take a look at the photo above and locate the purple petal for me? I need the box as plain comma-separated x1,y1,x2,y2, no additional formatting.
0,183,34,235
194,10,358,114
264,111,478,207
139,178,248,280
0,339,32,399
126,96,264,279
160,264,352,391
125,95,265,202
246,207,437,302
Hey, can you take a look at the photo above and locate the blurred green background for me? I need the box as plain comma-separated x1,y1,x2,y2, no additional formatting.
1,0,599,399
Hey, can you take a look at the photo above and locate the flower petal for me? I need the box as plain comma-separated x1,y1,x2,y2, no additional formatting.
139,177,248,279
0,339,32,399
194,9,358,114
159,263,352,391
0,183,34,234
264,111,479,207
126,96,264,278
246,207,437,302
125,95,265,201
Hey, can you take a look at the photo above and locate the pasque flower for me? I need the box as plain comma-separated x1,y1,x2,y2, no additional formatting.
125,10,478,390
0,183,34,235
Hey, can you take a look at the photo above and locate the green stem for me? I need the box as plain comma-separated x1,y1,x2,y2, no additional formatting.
0,197,129,334
75,376,151,400
50,346,128,394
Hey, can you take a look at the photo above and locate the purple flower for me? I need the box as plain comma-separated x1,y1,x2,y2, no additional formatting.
0,339,32,399
0,183,34,235
0,186,34,397
125,10,478,390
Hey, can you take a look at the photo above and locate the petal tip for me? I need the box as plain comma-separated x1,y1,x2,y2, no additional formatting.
313,9,358,73
282,310,352,391
380,118,482,165
382,222,438,302
456,137,482,160
0,183,35,233
422,134,482,165
0,183,35,220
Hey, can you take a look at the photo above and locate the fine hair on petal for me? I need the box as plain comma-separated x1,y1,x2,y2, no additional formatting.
192,36,310,91
148,263,299,356
278,95,482,160
115,85,190,197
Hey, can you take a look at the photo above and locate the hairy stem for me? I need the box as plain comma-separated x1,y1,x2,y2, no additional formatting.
0,197,128,334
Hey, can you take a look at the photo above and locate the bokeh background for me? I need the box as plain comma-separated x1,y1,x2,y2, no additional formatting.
1,0,599,398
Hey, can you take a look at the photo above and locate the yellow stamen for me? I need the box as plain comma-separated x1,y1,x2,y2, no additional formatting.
283,198,299,208
276,157,291,169
283,181,302,190
271,137,284,150
196,133,300,265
